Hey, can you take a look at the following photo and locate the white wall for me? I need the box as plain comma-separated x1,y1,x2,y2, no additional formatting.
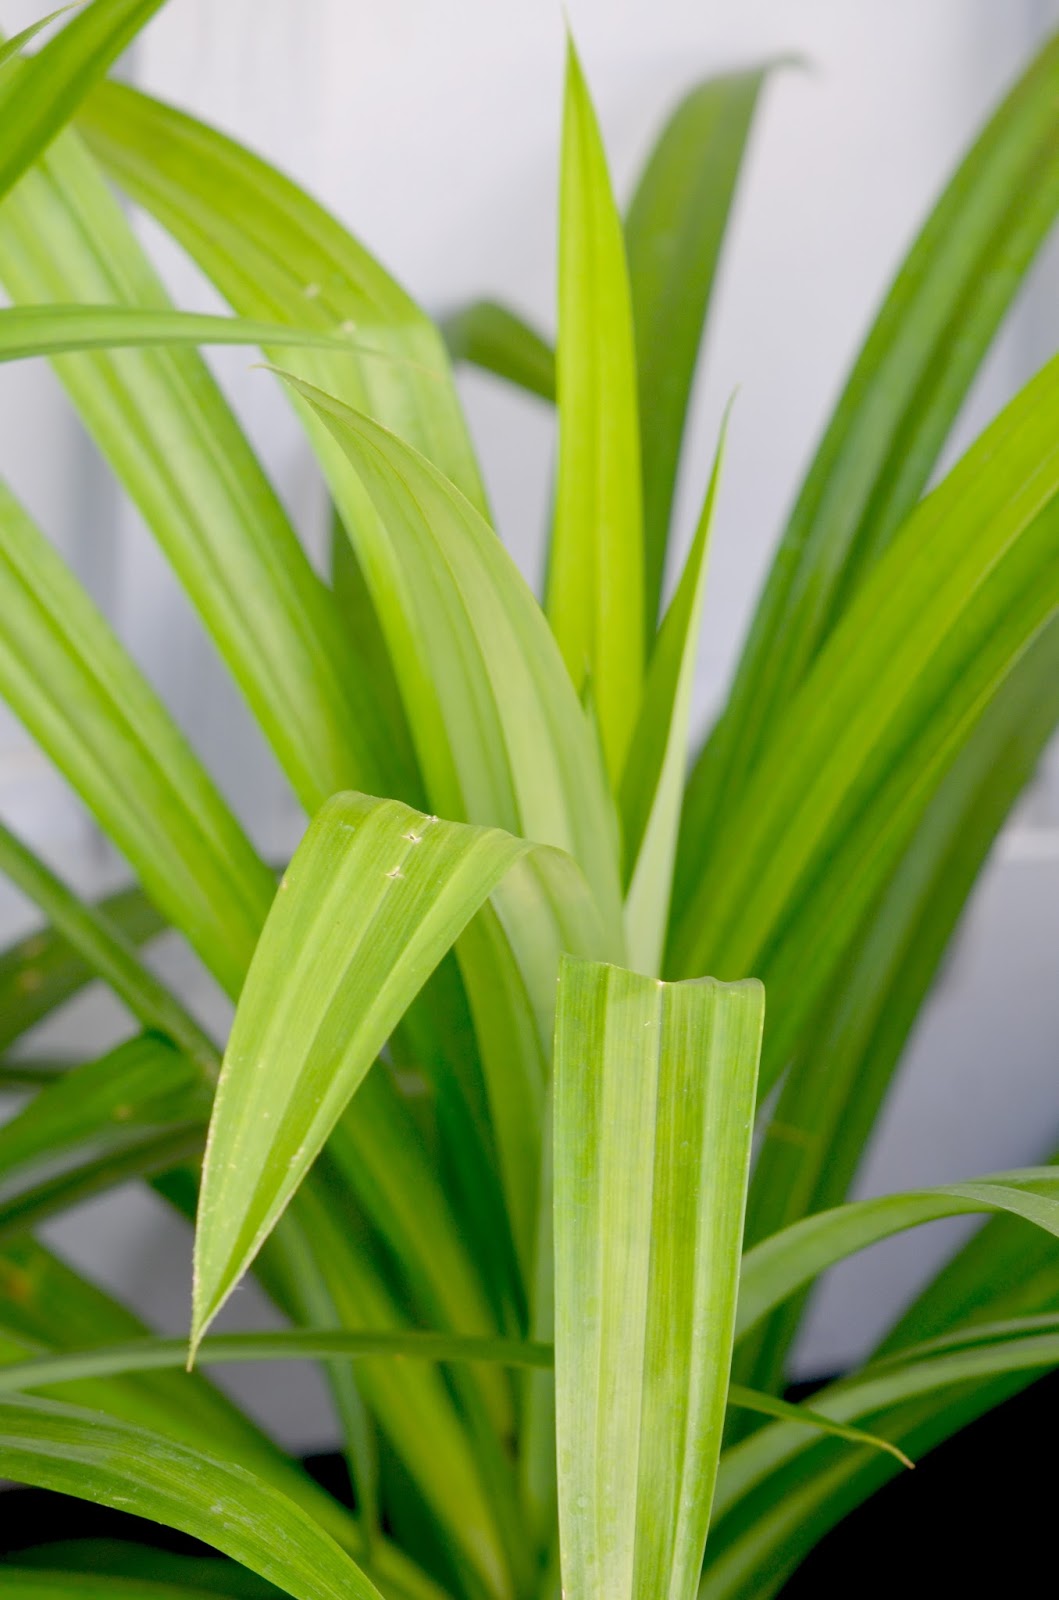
1,1,1058,1439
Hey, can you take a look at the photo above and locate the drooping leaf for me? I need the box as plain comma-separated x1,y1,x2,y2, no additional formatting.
726,1384,911,1469
554,955,764,1600
0,124,410,815
0,1395,383,1600
441,298,555,403
676,27,1059,906
192,792,600,1355
547,38,644,782
734,1169,1059,1344
0,0,165,205
626,67,770,633
0,482,275,998
621,420,725,974
0,304,386,363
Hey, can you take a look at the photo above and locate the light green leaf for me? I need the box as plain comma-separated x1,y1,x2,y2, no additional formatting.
676,28,1059,906
192,792,596,1354
736,615,1059,1393
0,8,78,74
442,298,555,402
0,303,386,362
735,1168,1059,1343
671,354,1059,1086
0,124,409,816
626,68,770,633
726,1384,912,1469
0,0,164,205
554,955,764,1600
77,78,488,512
0,883,165,1055
0,482,275,999
621,420,725,974
0,1395,383,1600
547,37,644,782
0,826,212,1069
278,370,622,925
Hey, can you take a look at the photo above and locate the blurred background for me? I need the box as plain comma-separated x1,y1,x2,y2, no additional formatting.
1,0,1058,1447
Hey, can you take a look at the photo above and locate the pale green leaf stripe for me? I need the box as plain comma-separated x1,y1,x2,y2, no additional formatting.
275,371,623,931
193,792,603,1353
548,38,644,783
441,298,556,402
676,28,1059,912
0,304,388,362
0,1395,383,1600
0,823,216,1072
554,956,763,1600
626,68,770,635
672,354,1059,1080
0,0,164,205
735,1169,1059,1342
0,126,411,817
726,1384,911,1470
621,419,725,975
0,481,275,999
78,77,488,513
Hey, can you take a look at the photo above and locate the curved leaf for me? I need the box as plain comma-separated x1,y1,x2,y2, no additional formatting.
0,304,382,362
441,299,555,403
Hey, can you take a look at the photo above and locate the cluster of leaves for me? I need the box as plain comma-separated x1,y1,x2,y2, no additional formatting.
0,3,1058,1599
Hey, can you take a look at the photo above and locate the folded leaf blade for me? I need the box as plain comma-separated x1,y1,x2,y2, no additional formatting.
554,956,764,1600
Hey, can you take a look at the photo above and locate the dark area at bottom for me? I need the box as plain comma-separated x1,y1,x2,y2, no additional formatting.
2,1372,1056,1592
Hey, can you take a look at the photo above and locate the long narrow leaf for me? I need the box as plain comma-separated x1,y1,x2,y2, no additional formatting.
0,482,275,998
0,0,164,205
0,1396,382,1600
554,955,764,1600
0,304,384,362
626,68,769,632
676,27,1059,904
547,38,644,781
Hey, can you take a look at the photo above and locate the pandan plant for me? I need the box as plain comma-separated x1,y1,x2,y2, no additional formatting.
0,3,1058,1597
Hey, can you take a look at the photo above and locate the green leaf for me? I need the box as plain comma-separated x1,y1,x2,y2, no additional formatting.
8,1547,290,1600
0,830,211,1067
726,1384,912,1470
0,303,390,362
0,1031,208,1183
0,1395,383,1600
554,955,764,1600
0,1329,553,1394
621,420,725,974
735,1168,1059,1344
0,481,275,999
0,883,165,1055
676,28,1059,904
671,353,1059,1085
703,1322,1059,1597
626,68,770,633
0,8,78,74
547,37,644,782
0,1574,237,1600
77,78,488,513
736,615,1059,1393
441,298,555,402
192,792,595,1354
273,372,623,927
0,125,409,817
0,0,164,205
